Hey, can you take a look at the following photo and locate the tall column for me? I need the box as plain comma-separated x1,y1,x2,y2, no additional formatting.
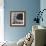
0,0,4,42
40,0,46,45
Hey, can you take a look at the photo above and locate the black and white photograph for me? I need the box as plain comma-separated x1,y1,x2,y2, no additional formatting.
10,11,26,26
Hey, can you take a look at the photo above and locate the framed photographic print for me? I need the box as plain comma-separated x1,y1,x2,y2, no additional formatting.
10,11,26,27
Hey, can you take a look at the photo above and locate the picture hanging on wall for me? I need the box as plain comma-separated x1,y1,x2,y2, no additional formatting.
10,11,26,27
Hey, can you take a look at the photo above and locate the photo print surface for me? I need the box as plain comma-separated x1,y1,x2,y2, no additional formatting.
10,11,26,26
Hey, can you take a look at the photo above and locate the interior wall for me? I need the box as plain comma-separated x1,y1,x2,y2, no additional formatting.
4,0,40,42
40,0,46,27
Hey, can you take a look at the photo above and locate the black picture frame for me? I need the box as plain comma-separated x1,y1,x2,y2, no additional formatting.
10,11,26,27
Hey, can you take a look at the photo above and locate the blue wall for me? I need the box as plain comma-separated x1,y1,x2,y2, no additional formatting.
40,0,46,27
4,0,40,42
